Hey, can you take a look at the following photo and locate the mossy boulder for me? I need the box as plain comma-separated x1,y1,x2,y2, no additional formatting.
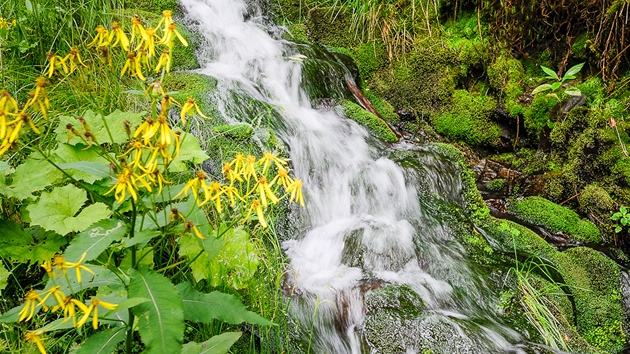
579,185,615,218
364,90,399,125
508,196,601,243
487,53,525,117
306,7,359,48
432,90,502,147
170,24,200,70
130,0,179,14
163,72,219,122
212,124,254,141
340,100,398,143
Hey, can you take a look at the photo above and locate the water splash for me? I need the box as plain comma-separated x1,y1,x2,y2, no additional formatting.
181,0,530,352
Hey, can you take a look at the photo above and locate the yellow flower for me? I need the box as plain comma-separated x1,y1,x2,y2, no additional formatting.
156,10,174,33
41,260,54,277
63,47,87,73
121,51,146,81
180,97,208,125
155,113,177,146
242,155,258,181
87,25,109,47
244,199,267,228
146,166,172,196
231,153,246,174
258,152,288,174
135,27,159,58
64,252,95,283
154,49,172,74
25,330,47,354
76,297,118,330
26,90,48,119
160,22,189,47
222,185,241,207
37,286,67,311
53,296,85,327
0,90,19,114
130,14,147,44
174,170,208,201
256,176,279,207
0,111,40,156
108,22,130,51
145,81,165,98
52,254,66,273
18,289,46,322
286,178,305,206
222,162,242,185
201,181,223,211
270,167,294,189
184,220,206,239
32,78,49,108
45,51,68,77
105,167,140,203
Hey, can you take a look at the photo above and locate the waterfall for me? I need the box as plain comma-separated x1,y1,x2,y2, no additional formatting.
180,0,535,352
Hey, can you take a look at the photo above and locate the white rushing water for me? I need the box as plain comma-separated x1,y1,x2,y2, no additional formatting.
181,0,530,352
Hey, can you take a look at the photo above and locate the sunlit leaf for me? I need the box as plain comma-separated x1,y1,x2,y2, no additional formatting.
27,184,111,236
0,154,63,200
76,327,126,354
63,219,127,261
564,62,585,78
56,110,145,146
181,332,242,354
129,268,184,354
177,282,274,326
564,87,582,97
208,227,259,289
169,131,210,172
0,263,9,295
540,65,559,80
531,84,553,95
52,143,112,183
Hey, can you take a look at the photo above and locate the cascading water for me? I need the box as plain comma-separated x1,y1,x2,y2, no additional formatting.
181,0,549,352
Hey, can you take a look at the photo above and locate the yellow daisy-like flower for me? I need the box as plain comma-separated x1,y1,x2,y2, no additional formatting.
256,176,279,207
63,47,87,73
222,162,243,185
25,330,47,354
104,167,141,203
160,22,189,47
231,153,246,174
156,10,174,33
0,90,19,114
174,170,209,201
286,178,305,206
184,220,206,240
180,97,208,125
64,252,95,283
121,51,146,81
270,167,294,189
18,289,46,322
154,49,172,74
244,199,267,228
242,155,258,181
258,152,288,174
130,14,147,44
108,21,130,51
135,27,159,58
76,297,118,330
87,25,109,47
45,51,68,77
37,286,67,311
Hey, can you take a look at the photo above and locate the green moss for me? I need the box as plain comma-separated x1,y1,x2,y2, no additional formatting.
522,94,556,137
162,72,219,123
130,0,179,14
170,25,200,70
576,77,605,107
509,196,601,243
306,7,359,48
364,90,399,124
579,185,615,216
285,23,308,42
487,53,525,117
212,124,254,141
430,143,489,220
341,100,398,143
486,178,506,191
432,90,502,147
352,42,388,83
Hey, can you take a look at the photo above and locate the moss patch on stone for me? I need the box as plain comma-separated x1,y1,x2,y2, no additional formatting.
364,90,399,125
487,53,525,117
432,90,502,147
306,7,359,48
170,24,200,70
509,196,601,243
212,124,255,141
341,100,398,143
285,23,308,42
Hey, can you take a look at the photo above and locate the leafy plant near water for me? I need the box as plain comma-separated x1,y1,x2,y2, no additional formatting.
531,62,585,101
0,10,304,354
611,206,630,233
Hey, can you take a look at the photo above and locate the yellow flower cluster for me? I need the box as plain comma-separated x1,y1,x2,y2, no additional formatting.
175,152,304,229
19,253,118,354
0,78,50,155
0,17,16,30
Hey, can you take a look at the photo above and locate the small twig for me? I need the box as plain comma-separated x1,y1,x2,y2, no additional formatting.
559,192,580,206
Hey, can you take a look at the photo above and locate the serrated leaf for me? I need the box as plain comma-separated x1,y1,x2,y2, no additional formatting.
55,110,145,146
52,143,112,183
0,154,63,200
177,282,274,326
181,332,242,354
30,230,67,262
564,62,584,78
128,268,184,354
178,233,214,282
63,219,127,261
76,327,126,354
169,132,210,172
0,219,34,262
540,65,559,80
531,84,553,95
208,227,259,289
27,184,111,236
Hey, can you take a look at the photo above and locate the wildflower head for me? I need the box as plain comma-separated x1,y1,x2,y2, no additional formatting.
35,77,47,88
132,14,142,25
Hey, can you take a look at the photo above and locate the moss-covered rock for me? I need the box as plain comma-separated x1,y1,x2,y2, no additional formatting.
487,53,525,117
522,94,556,138
163,72,219,122
508,196,601,243
340,100,398,143
306,7,359,48
579,185,615,217
212,124,254,141
170,24,200,70
432,90,502,147
285,23,308,42
364,90,399,125
130,0,179,14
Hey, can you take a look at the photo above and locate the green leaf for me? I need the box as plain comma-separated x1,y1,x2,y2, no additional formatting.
0,220,34,262
120,247,154,273
39,317,76,332
551,82,562,91
181,332,242,354
105,297,150,317
208,227,259,289
177,282,274,326
564,87,582,97
540,65,559,80
0,263,9,295
25,0,33,12
129,268,184,354
616,226,622,233
27,184,111,236
55,110,145,146
122,229,162,248
29,228,67,262
0,154,63,200
76,327,126,354
43,266,122,298
531,84,553,95
178,233,216,282
612,213,622,220
621,206,627,214
169,131,210,172
0,303,24,323
63,219,127,262
53,143,112,183
563,62,585,78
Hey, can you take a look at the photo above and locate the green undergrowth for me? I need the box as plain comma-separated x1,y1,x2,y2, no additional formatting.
341,100,398,143
508,196,601,243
